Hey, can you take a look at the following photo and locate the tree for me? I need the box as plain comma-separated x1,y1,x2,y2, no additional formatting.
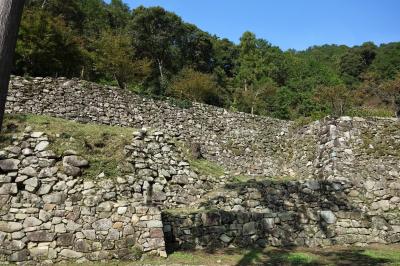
235,31,259,91
211,37,238,86
315,85,353,116
79,0,109,37
233,78,277,115
169,68,222,106
106,0,131,29
0,0,25,131
15,9,84,77
130,6,185,94
371,42,400,80
379,73,400,117
27,0,85,30
94,30,152,89
180,23,214,73
338,51,366,85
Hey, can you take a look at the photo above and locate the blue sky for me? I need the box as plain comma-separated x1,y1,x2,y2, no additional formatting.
117,0,400,51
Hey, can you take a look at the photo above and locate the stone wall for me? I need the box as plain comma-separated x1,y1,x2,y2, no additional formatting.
123,129,220,208
6,76,290,177
162,116,400,250
2,76,400,262
164,178,400,250
0,129,166,263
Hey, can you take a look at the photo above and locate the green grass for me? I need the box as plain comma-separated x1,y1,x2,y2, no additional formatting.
174,140,226,178
285,252,318,264
363,249,400,264
57,245,400,265
2,114,134,179
189,159,225,177
347,106,394,118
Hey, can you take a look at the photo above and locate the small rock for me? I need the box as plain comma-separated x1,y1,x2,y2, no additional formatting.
27,231,55,242
60,249,83,259
320,210,337,224
23,217,42,228
39,210,52,222
0,221,23,232
220,234,232,243
92,218,112,231
63,155,89,167
22,148,33,156
0,183,18,194
35,141,49,152
98,172,105,178
243,222,257,235
31,132,44,138
20,167,37,177
29,246,49,257
63,150,78,156
9,249,29,262
147,220,163,228
23,177,39,192
0,159,20,171
63,165,81,177
42,192,65,204
37,183,53,195
83,181,95,190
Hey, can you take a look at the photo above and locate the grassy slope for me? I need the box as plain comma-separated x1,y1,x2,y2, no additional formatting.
2,114,134,179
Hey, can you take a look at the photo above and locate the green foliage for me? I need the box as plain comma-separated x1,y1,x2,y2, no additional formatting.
94,30,152,89
372,42,400,79
347,106,393,118
169,68,222,106
129,6,186,94
379,73,400,112
15,9,84,77
168,98,193,109
15,1,400,120
314,84,353,116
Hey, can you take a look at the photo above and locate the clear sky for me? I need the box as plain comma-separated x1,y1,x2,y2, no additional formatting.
118,0,400,51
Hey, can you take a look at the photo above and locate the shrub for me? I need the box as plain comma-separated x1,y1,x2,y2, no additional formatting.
169,68,223,106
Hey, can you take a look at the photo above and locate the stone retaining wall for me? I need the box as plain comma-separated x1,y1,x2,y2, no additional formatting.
2,76,400,262
6,76,290,177
0,129,166,263
163,178,400,251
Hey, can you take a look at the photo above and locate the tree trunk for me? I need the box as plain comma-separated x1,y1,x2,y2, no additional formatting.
41,0,47,9
113,74,125,89
0,0,25,131
157,58,164,79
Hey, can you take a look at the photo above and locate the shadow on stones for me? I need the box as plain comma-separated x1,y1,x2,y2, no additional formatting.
232,247,391,266
163,178,368,256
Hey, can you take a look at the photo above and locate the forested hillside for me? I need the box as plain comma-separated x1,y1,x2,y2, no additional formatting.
14,0,400,120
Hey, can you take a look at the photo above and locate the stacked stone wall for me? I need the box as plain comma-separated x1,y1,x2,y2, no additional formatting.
0,129,166,263
1,76,400,263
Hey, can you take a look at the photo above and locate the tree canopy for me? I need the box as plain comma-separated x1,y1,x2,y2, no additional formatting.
14,0,400,120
